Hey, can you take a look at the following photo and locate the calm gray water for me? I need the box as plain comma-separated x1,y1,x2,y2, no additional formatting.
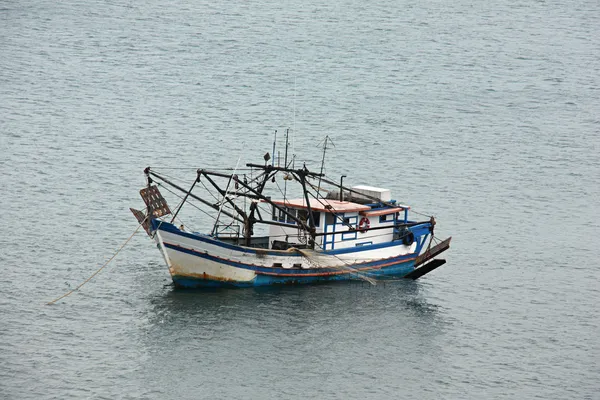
1,0,599,398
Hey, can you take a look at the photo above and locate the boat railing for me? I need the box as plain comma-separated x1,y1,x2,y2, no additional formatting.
214,224,241,240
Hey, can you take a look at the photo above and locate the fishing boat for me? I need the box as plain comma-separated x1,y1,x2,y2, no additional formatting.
131,136,451,288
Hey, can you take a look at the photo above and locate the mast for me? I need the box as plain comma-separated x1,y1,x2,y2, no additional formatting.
283,129,290,202
244,168,274,246
296,165,317,249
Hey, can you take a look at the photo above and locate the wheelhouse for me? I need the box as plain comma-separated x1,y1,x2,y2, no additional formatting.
267,186,413,251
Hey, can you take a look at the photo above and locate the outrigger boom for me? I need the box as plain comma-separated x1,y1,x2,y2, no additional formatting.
132,148,451,288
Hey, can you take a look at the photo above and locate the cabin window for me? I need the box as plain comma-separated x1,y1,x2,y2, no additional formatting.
272,206,277,221
286,208,297,224
325,213,336,225
344,216,358,227
297,209,308,224
278,209,286,223
380,214,394,223
339,215,357,226
312,211,321,227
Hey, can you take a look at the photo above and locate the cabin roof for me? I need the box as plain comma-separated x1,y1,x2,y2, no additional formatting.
268,198,371,213
360,206,409,217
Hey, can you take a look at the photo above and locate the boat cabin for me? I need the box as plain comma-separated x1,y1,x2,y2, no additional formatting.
268,186,410,251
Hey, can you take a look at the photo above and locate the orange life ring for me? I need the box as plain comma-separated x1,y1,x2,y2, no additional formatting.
358,217,370,233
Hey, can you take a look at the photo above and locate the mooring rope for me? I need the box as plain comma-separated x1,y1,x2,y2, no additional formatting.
46,221,144,305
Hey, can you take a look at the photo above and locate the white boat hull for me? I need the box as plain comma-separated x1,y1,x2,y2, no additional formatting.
152,220,422,287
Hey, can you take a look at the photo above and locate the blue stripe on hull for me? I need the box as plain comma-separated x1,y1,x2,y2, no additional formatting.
162,241,416,276
171,260,415,288
152,219,304,257
153,219,423,257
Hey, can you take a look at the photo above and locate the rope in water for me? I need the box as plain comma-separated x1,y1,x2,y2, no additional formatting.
46,221,144,305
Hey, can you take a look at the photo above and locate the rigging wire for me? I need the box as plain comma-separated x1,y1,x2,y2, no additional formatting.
150,167,257,171
198,179,222,203
273,179,288,203
152,170,194,185
316,136,334,198
155,182,217,225
153,168,270,236
212,156,241,236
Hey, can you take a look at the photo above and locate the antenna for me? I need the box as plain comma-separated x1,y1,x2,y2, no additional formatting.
271,130,277,167
292,74,296,162
284,128,289,168
316,135,335,199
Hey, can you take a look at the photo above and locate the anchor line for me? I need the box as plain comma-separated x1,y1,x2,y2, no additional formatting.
46,220,145,305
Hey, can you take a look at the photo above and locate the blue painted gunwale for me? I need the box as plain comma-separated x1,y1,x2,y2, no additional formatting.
152,219,303,257
152,219,427,258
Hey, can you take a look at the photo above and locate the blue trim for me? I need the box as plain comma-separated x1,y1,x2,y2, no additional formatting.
151,219,304,257
323,222,336,250
342,231,357,241
418,234,428,250
322,239,409,255
162,241,416,276
330,223,337,250
153,218,432,258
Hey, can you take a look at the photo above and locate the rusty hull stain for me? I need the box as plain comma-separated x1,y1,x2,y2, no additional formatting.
173,270,253,283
